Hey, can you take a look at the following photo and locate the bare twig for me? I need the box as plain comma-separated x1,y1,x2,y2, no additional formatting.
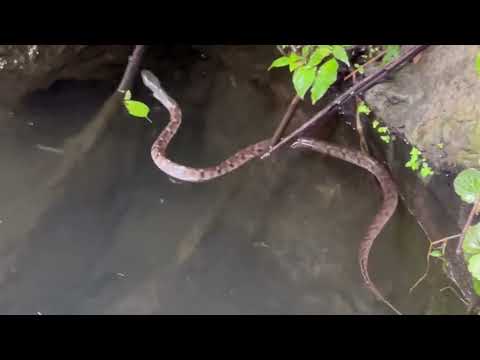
410,245,433,294
352,72,369,154
261,45,429,159
410,234,461,293
432,234,461,246
270,95,301,147
117,45,147,92
456,197,480,255
48,45,147,188
440,286,469,306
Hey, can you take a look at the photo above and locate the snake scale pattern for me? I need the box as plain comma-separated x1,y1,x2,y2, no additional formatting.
141,69,401,314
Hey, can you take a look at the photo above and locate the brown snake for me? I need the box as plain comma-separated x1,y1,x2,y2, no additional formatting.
141,70,270,183
291,138,401,314
142,69,401,314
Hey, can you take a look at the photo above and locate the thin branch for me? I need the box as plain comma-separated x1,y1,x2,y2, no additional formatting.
440,286,469,306
432,234,461,246
352,72,369,154
343,49,387,81
270,95,301,147
456,197,480,255
410,233,461,293
410,242,432,294
261,45,429,159
117,45,147,92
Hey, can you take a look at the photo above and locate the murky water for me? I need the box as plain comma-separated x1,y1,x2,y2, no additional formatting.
0,47,465,314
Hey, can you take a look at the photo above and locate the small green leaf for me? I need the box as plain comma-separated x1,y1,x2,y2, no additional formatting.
405,150,421,171
430,250,443,258
308,47,331,67
464,223,480,255
124,90,132,101
382,45,401,65
467,253,480,280
124,100,150,118
311,58,339,104
289,53,301,62
420,163,434,178
310,79,330,104
372,120,380,129
454,168,480,204
357,101,371,115
317,58,339,83
473,278,480,296
410,147,421,157
289,61,303,72
292,65,316,99
380,135,391,143
268,56,290,70
332,45,350,66
476,52,480,77
356,65,365,74
377,126,389,134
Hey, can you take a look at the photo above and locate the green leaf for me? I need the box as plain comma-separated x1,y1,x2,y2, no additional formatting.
410,147,421,157
430,250,443,258
357,101,371,115
377,126,389,134
124,100,150,118
302,45,313,58
288,53,302,72
332,45,350,66
292,65,316,99
420,163,434,178
464,223,480,255
124,90,132,101
454,168,480,204
476,52,480,77
372,120,380,129
467,253,480,280
308,47,331,67
382,45,401,65
318,58,339,84
268,56,290,70
354,64,365,74
405,151,421,171
289,61,303,72
473,278,480,296
380,135,391,143
311,58,339,104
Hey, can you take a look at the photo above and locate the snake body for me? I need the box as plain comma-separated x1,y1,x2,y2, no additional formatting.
142,69,400,313
291,138,400,314
141,70,270,183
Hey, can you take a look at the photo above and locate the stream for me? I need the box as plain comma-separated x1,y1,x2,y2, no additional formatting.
0,46,466,314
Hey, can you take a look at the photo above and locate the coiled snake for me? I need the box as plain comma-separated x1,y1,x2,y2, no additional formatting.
141,69,401,314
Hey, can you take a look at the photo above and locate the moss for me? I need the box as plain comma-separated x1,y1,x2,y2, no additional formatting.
468,120,480,154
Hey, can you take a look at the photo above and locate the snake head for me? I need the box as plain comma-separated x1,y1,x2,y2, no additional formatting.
141,69,177,110
141,69,162,89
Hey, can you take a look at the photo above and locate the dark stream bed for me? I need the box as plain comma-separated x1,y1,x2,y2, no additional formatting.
0,46,466,314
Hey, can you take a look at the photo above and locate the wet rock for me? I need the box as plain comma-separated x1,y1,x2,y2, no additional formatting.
364,45,480,312
365,45,480,171
0,45,133,107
